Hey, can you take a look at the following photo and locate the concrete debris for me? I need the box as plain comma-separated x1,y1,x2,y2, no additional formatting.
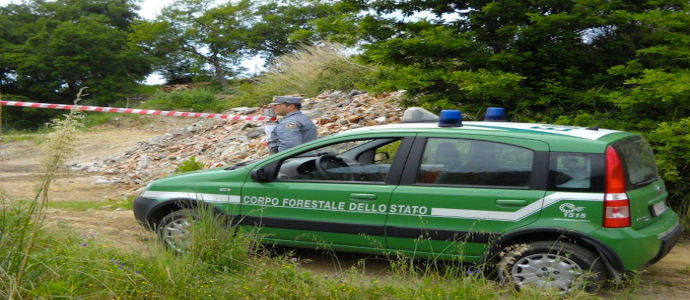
95,178,111,185
72,90,405,192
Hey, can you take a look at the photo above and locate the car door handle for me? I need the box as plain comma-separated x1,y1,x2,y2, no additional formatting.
496,199,528,206
349,193,377,201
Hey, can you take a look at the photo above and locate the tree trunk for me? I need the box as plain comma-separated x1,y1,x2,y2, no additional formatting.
210,58,227,91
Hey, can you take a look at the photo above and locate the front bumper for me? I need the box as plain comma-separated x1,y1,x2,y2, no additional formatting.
133,196,160,228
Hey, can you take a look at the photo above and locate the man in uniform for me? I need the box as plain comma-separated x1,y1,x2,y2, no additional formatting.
267,96,317,154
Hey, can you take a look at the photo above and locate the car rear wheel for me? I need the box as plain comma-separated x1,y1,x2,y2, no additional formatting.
497,241,607,293
158,209,198,254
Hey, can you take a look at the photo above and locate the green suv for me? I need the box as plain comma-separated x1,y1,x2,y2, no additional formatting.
133,108,681,292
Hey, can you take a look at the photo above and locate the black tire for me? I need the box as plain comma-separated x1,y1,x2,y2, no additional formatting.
497,241,607,293
157,209,198,254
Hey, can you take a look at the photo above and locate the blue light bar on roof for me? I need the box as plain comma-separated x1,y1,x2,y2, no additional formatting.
438,110,462,127
484,107,506,121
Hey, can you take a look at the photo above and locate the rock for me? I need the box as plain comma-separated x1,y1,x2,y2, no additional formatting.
303,109,325,119
318,115,338,124
86,166,101,173
348,90,365,98
328,91,347,100
138,155,149,169
364,119,378,126
231,107,258,114
336,99,353,107
246,128,264,138
186,124,200,133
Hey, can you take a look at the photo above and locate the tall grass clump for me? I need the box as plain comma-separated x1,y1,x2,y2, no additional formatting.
238,42,373,104
1,91,3,134
141,88,230,112
1,88,86,298
680,201,690,233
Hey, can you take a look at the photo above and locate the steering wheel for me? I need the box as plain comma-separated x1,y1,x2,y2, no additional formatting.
315,155,352,180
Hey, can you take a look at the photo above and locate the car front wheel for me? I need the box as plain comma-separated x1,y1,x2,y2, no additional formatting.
497,241,607,293
158,209,198,254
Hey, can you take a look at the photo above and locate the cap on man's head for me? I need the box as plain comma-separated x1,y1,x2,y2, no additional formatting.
270,96,302,105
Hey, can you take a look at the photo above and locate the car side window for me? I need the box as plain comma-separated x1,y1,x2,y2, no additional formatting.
548,153,604,192
416,138,534,187
277,138,403,182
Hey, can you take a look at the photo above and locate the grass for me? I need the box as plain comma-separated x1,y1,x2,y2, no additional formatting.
140,88,232,112
235,42,373,105
679,202,690,234
134,84,161,95
679,266,690,275
0,133,46,144
0,125,52,142
83,111,117,127
0,202,608,299
1,89,86,298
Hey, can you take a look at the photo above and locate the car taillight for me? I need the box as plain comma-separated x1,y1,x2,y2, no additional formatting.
604,146,630,228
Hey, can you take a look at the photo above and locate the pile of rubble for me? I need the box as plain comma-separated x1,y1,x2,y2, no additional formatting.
70,90,405,191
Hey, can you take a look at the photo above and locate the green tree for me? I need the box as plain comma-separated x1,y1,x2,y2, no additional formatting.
245,0,354,62
133,0,252,90
0,0,152,129
603,3,690,208
313,0,690,209
317,0,673,117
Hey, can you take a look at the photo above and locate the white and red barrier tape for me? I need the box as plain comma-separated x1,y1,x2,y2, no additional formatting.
0,100,277,122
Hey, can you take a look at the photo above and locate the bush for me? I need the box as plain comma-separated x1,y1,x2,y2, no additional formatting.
175,156,205,174
646,118,690,229
140,88,230,112
235,42,373,105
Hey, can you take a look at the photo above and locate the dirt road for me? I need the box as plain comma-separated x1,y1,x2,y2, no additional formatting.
1,120,688,298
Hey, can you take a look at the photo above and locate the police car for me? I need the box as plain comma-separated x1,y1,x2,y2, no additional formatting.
133,107,681,292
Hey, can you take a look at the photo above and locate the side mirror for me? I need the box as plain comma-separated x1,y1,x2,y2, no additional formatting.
374,152,390,163
250,161,278,182
250,168,269,182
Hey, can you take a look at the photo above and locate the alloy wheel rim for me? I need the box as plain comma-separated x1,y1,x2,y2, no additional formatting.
161,218,192,253
510,253,584,292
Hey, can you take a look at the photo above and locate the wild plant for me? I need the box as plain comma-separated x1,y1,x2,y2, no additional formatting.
174,156,205,174
238,42,372,103
4,88,86,299
1,91,3,134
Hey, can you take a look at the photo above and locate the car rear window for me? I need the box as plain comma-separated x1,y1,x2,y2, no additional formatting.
614,137,659,187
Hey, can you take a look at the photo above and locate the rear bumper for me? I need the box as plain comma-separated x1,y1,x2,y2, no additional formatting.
591,210,680,271
647,222,682,265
